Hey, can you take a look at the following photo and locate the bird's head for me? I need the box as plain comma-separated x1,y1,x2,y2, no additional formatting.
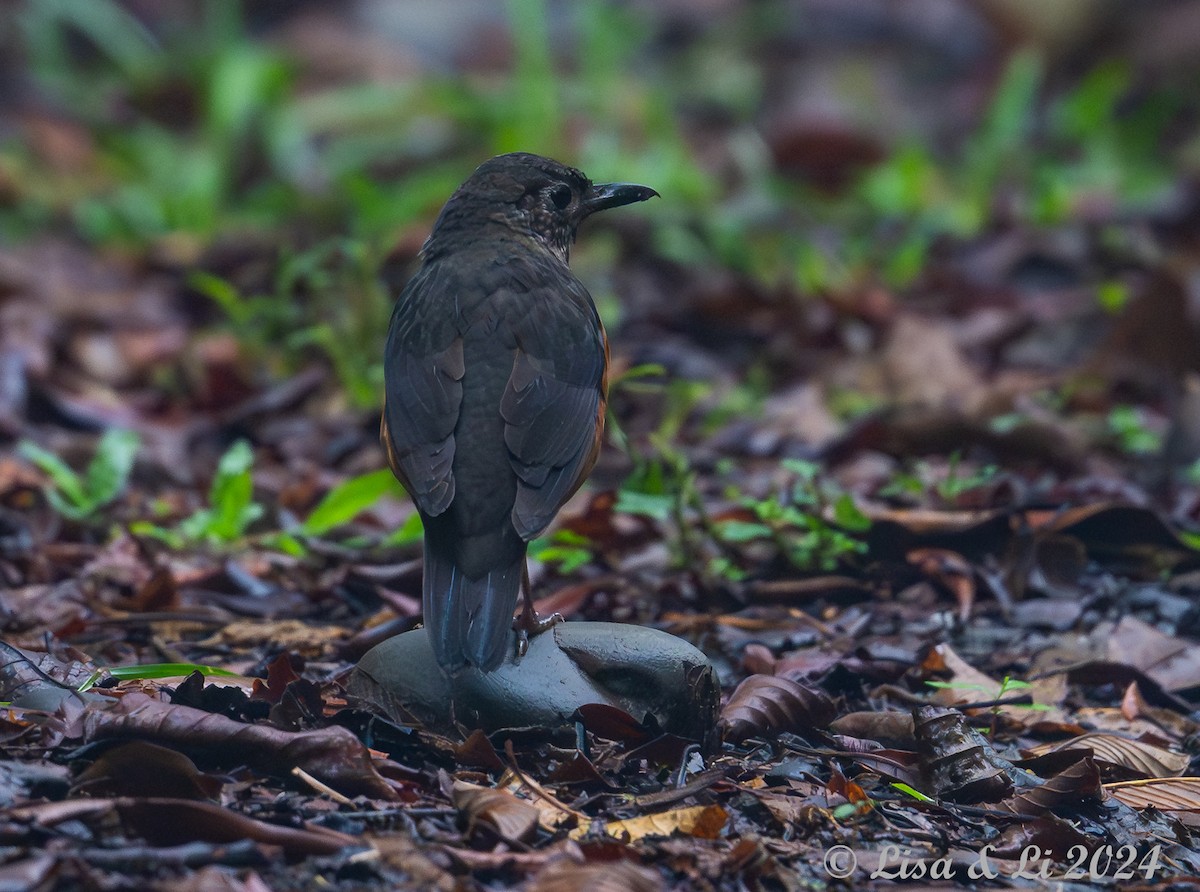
426,153,658,262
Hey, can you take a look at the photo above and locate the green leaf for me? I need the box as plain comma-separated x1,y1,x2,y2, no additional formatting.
530,544,593,574
530,529,595,574
19,429,139,520
385,512,425,546
714,520,773,543
891,782,933,803
781,458,819,481
707,556,747,582
78,661,239,693
614,489,675,522
1097,280,1130,313
207,439,259,541
84,429,140,507
129,520,184,549
18,441,86,506
301,468,405,536
1107,406,1161,455
833,494,871,532
177,440,263,544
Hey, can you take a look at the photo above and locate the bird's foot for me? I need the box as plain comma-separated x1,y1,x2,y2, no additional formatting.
513,607,564,660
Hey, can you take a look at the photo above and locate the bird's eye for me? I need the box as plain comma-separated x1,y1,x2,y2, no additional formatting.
549,184,572,210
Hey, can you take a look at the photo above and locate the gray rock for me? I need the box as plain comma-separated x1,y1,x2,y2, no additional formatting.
348,621,719,739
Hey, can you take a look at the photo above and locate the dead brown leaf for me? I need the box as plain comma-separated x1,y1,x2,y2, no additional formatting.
719,674,836,744
452,779,540,843
582,805,728,842
1023,733,1189,779
73,692,400,799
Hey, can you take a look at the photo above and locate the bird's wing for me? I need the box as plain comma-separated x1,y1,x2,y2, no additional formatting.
500,279,606,540
381,266,465,517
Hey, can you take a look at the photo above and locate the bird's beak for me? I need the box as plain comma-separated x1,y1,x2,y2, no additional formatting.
581,182,659,216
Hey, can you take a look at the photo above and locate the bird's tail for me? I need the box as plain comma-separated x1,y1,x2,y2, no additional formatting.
422,530,524,673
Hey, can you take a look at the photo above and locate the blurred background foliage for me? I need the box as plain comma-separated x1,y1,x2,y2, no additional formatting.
0,0,1196,409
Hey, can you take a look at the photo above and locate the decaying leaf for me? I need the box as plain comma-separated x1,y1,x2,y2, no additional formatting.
527,858,664,892
1106,777,1200,827
581,805,728,842
1000,753,1103,815
72,692,399,799
1023,733,1189,779
70,740,223,799
3,796,358,857
452,780,541,843
719,674,836,744
913,705,1015,803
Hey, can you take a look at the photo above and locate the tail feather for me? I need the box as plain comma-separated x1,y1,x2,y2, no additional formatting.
422,535,523,672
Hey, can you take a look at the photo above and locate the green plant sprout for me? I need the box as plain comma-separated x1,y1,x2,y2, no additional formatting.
529,530,596,574
19,429,140,521
1107,406,1162,455
297,469,406,538
78,662,239,693
131,439,261,549
710,459,870,575
133,447,413,554
925,675,1051,713
890,782,934,803
177,439,262,544
879,453,999,506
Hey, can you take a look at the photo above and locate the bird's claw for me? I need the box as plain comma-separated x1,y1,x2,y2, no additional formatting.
514,610,564,660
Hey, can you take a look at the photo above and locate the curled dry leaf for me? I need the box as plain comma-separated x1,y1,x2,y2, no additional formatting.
1024,733,1189,779
3,796,357,857
1106,777,1200,827
578,805,728,842
528,858,664,892
829,710,915,745
719,674,836,744
452,780,540,843
906,548,975,621
1107,616,1200,693
913,705,1015,803
115,797,358,856
74,692,399,799
70,740,223,800
992,814,1098,861
1000,755,1103,816
1120,681,1199,740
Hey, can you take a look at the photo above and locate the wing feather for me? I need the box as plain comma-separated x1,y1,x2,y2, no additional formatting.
382,269,465,518
500,291,606,539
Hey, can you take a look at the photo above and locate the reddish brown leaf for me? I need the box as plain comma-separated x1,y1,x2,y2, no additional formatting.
574,704,652,744
452,780,540,843
1106,777,1200,827
71,740,223,800
75,692,400,799
529,858,663,892
907,547,975,621
115,797,357,856
250,653,303,705
1000,755,1103,815
719,674,836,744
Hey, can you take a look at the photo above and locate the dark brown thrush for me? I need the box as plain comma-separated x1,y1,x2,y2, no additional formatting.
381,153,657,672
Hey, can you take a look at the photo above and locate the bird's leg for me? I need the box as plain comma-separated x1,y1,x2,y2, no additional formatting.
514,562,563,659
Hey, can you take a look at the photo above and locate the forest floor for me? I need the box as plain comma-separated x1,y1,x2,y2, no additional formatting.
3,1,1200,889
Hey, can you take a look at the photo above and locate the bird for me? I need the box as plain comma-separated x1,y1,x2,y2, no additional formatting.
381,153,658,673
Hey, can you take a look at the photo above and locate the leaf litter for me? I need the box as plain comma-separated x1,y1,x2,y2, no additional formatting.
3,1,1200,889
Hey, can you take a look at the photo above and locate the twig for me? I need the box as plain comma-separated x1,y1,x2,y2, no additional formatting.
291,766,355,806
502,740,588,822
